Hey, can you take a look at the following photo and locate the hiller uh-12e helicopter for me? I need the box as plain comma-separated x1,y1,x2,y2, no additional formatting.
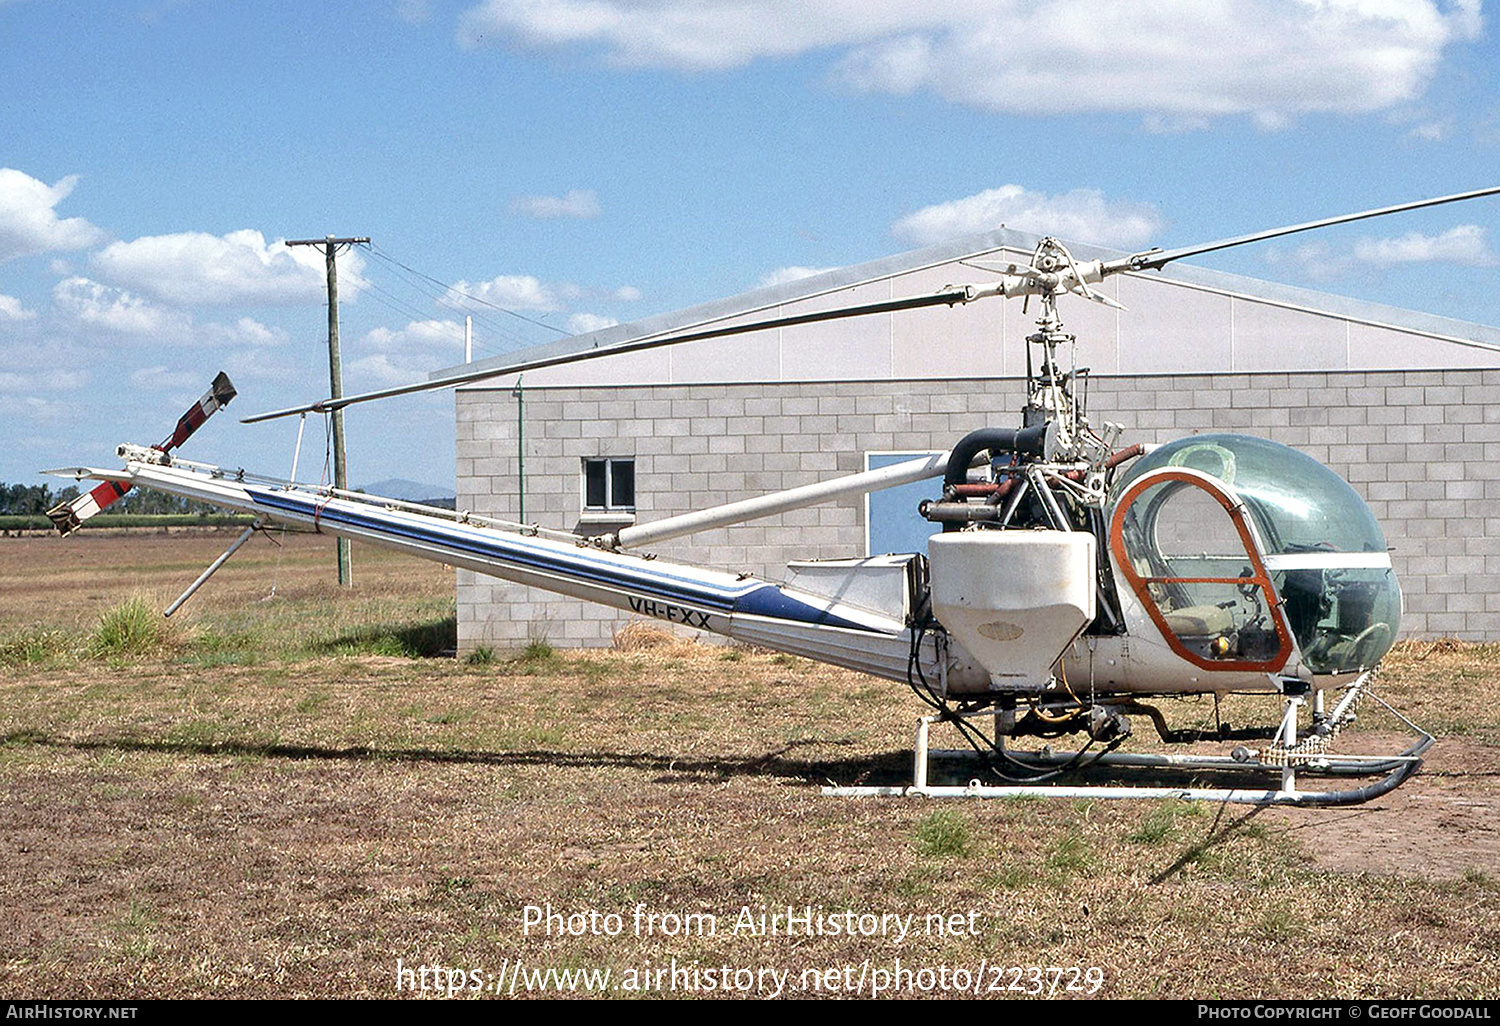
48,187,1500,806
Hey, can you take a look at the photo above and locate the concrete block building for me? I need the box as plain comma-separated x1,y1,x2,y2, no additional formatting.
446,228,1500,649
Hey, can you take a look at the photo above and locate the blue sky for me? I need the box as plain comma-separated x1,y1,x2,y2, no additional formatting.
3,0,1498,494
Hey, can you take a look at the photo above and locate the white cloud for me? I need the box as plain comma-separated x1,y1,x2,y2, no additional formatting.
509,189,602,219
91,229,365,307
1448,0,1483,37
0,294,35,321
458,0,894,65
456,0,1478,124
0,368,88,393
1264,240,1347,281
758,265,837,288
364,318,468,353
216,347,301,384
0,169,106,262
0,395,80,429
1352,224,1497,267
891,185,1165,249
349,352,419,387
53,276,182,336
1249,110,1292,133
1406,118,1451,141
1265,224,1498,278
834,2,1476,125
0,331,91,423
51,276,289,347
0,330,90,398
199,316,289,348
351,319,468,385
837,33,930,94
438,273,637,338
1142,113,1213,135
127,365,206,392
566,312,618,334
444,274,577,312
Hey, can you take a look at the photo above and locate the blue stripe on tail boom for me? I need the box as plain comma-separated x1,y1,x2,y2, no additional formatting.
247,487,877,632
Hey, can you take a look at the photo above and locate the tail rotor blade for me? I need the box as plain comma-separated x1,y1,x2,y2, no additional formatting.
46,478,132,536
158,371,237,454
47,372,236,535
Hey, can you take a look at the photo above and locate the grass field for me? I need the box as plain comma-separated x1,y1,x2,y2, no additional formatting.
2,529,1498,1000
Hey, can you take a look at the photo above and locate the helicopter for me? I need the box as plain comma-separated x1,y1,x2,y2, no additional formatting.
45,186,1500,807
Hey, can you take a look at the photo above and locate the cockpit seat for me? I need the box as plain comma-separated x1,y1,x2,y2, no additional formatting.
1163,604,1233,637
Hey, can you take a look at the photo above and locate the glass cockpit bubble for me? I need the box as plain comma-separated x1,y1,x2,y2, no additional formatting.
1110,434,1400,674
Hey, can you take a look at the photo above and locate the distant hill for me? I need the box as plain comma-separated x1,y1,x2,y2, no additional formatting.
360,479,456,506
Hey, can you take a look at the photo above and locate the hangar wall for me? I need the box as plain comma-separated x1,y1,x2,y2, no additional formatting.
455,367,1500,649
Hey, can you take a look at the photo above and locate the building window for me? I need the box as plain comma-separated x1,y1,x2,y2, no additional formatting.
583,457,635,513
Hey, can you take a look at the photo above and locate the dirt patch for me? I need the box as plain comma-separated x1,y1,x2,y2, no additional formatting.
1269,737,1500,879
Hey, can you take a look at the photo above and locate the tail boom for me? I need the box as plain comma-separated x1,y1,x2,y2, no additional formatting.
111,458,935,683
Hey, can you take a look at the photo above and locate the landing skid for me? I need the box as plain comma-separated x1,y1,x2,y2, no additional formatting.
824,674,1433,806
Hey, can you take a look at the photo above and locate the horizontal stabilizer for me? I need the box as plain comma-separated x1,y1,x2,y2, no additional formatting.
41,466,132,480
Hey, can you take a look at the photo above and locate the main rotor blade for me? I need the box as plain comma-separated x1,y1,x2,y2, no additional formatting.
244,185,1500,424
242,287,974,422
1116,185,1500,273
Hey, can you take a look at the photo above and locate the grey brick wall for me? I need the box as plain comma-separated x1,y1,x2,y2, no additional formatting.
456,368,1500,649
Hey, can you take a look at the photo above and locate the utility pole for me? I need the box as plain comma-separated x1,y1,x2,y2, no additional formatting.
286,234,370,587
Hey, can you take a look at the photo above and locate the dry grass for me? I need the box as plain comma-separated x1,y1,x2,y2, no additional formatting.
611,619,689,652
1,531,1498,1000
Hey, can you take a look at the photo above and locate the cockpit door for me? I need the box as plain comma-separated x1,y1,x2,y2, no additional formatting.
1109,467,1295,673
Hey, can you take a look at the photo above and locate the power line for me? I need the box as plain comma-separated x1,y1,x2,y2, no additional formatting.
367,244,571,338
342,263,534,356
351,254,538,353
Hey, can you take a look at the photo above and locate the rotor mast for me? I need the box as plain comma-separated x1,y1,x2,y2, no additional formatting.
1011,237,1114,475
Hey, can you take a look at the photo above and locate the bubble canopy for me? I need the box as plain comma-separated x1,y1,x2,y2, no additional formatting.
1110,434,1400,675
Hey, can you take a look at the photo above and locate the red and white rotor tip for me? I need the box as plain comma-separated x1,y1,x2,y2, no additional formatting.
158,371,237,454
46,372,237,535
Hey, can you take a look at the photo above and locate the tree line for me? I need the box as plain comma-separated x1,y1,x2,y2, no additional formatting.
0,481,216,516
